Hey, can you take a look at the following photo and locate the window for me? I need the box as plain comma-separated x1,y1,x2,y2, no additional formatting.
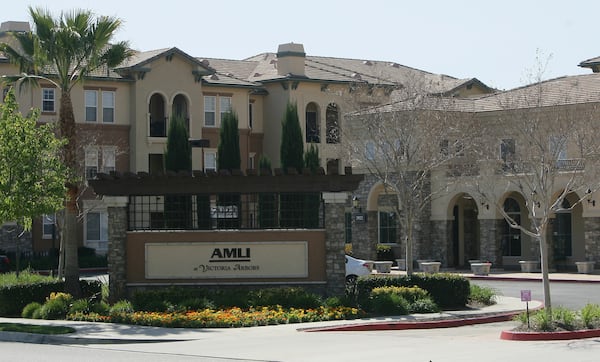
501,198,521,256
440,139,449,156
84,90,97,121
42,214,56,239
553,198,572,258
326,103,340,144
85,148,99,179
306,103,319,143
148,154,164,174
42,88,55,113
220,96,232,122
365,141,376,161
204,150,217,171
379,211,397,244
345,212,352,244
204,96,216,126
549,135,567,160
2,87,8,102
500,139,515,170
86,212,108,242
102,147,116,173
102,91,115,123
248,153,256,170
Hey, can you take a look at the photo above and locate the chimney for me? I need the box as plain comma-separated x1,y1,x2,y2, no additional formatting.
276,43,305,77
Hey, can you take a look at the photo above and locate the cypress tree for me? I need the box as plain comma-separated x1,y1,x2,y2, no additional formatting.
280,102,304,173
217,111,241,171
217,111,241,228
303,144,321,228
280,102,304,227
258,156,276,227
164,116,191,229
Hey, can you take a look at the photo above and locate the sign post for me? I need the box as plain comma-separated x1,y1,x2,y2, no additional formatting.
520,289,531,329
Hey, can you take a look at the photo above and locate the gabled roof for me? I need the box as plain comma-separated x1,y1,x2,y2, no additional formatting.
578,56,600,72
115,47,215,75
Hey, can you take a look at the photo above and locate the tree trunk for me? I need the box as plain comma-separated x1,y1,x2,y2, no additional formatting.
405,228,414,276
538,226,552,316
59,91,81,298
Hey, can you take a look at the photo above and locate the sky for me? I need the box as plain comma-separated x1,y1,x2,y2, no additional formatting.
2,0,597,90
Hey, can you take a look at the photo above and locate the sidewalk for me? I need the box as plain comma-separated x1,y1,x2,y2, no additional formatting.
0,270,596,345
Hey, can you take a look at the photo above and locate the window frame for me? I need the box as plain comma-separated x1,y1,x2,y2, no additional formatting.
204,95,216,127
42,88,55,113
204,150,217,172
42,214,56,239
85,147,99,180
84,89,98,122
102,90,115,123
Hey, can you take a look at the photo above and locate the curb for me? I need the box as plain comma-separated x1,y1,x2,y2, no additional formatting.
467,275,600,284
0,331,186,345
302,311,520,332
500,328,600,341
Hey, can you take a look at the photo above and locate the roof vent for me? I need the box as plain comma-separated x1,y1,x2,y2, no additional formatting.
352,73,362,80
199,59,210,67
389,62,400,68
210,74,219,80
0,21,30,33
254,73,262,77
363,60,373,66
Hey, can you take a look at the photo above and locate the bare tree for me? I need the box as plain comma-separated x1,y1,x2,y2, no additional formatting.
344,80,476,275
473,58,600,315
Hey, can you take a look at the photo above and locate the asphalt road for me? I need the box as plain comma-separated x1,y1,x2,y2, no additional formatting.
471,279,600,309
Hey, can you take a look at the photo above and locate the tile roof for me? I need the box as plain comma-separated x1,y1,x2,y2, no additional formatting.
366,73,600,114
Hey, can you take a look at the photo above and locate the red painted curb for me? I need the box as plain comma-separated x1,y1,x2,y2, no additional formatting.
303,312,519,332
500,328,600,341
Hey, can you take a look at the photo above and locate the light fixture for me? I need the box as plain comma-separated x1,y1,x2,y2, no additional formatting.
480,201,489,210
352,196,360,210
588,199,596,207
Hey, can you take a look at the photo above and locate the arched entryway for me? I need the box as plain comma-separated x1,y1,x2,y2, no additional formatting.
448,193,479,268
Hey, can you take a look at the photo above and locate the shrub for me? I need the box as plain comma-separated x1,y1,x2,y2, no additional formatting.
91,301,110,315
468,284,497,306
355,274,470,309
109,300,134,315
368,287,409,315
179,297,214,311
376,244,393,261
409,298,440,313
580,303,600,328
553,306,577,330
532,310,554,331
39,297,71,320
249,288,322,309
21,302,42,318
69,299,91,315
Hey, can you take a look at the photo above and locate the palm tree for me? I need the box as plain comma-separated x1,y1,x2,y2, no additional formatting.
0,7,131,296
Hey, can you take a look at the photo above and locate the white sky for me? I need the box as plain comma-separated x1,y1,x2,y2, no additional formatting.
2,0,597,90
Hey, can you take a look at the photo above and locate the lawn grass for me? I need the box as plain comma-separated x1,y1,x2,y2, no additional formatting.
0,322,75,334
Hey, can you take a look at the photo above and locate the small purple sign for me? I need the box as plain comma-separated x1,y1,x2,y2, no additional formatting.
521,290,531,302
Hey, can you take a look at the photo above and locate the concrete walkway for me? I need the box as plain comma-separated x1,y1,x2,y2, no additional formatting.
0,270,597,345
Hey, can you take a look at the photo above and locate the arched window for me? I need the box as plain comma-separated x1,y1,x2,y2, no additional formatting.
149,93,166,137
326,103,340,144
172,94,189,133
305,102,319,143
501,198,521,256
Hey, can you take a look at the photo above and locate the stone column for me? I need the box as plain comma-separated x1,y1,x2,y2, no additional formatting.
323,192,348,297
479,219,499,264
104,196,129,303
584,217,600,263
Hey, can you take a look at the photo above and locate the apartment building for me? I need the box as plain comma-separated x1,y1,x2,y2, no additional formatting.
0,20,493,260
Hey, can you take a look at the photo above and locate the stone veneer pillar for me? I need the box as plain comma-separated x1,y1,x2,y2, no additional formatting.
322,192,348,296
104,196,129,303
584,217,600,264
479,219,500,265
430,220,450,266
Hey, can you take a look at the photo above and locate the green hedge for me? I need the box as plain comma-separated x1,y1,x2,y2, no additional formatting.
355,273,470,309
0,279,101,316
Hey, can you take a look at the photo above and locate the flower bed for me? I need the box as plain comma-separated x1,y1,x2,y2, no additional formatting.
67,306,364,328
